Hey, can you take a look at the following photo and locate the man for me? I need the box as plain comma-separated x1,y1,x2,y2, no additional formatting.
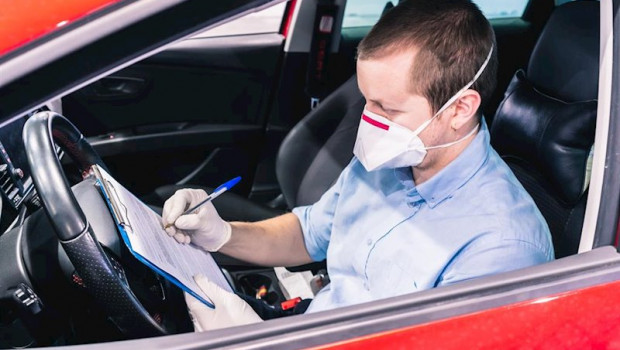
164,0,554,330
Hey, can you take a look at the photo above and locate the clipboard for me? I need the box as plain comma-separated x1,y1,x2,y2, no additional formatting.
92,165,233,308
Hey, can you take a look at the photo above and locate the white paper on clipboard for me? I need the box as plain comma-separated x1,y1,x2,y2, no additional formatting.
92,165,232,308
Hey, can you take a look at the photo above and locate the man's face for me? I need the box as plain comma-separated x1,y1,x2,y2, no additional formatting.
356,49,453,170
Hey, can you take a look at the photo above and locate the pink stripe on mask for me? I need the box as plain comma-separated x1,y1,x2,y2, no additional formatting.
362,114,390,130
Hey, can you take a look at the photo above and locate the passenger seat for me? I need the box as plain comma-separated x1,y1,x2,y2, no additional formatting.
489,0,599,258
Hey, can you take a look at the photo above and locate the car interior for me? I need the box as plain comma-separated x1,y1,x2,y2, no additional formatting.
136,0,598,267
0,0,616,347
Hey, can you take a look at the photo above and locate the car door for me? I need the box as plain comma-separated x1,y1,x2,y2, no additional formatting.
61,3,288,199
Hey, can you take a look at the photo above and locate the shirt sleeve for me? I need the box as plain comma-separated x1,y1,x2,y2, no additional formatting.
436,237,552,287
292,160,353,262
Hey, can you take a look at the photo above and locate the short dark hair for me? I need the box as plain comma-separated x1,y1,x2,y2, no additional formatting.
357,0,497,116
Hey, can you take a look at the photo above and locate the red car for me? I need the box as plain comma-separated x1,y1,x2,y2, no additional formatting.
0,0,618,348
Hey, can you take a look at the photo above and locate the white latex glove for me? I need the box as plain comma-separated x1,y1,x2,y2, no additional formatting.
185,274,263,331
162,188,231,251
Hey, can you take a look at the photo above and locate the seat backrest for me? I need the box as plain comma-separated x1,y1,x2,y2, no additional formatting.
276,75,364,208
490,1,599,258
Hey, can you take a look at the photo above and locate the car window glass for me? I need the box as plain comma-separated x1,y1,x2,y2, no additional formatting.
342,1,392,28
473,0,530,19
193,2,286,38
342,0,531,28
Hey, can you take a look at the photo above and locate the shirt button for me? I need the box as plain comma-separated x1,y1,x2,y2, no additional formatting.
366,238,372,246
363,282,369,290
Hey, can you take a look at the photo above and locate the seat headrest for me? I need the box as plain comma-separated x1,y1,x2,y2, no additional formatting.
527,1,599,102
491,71,596,205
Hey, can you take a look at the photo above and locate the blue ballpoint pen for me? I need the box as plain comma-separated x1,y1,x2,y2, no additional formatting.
164,176,241,229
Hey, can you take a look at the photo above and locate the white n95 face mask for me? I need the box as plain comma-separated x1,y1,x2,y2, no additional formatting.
353,46,493,172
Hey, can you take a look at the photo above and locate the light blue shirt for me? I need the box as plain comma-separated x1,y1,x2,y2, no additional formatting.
293,120,554,313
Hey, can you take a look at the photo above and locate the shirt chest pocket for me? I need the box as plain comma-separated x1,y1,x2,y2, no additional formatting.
365,253,419,299
364,225,446,299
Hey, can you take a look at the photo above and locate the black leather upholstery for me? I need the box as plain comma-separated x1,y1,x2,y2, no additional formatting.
526,1,600,102
490,1,599,258
492,71,597,205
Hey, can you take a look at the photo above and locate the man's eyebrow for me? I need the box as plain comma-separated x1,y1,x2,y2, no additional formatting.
369,99,401,112
369,98,388,107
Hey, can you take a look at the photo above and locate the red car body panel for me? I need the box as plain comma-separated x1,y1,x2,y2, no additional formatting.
0,0,121,57
311,280,620,349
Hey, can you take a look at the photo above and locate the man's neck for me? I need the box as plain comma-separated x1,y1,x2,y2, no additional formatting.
411,130,477,185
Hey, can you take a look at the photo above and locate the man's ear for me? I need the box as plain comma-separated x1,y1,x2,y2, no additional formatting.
450,90,481,130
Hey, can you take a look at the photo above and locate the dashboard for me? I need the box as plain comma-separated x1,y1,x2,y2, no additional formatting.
0,114,35,209
0,106,65,232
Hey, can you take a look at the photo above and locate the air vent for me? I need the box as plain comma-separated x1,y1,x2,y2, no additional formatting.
0,164,16,196
0,163,21,208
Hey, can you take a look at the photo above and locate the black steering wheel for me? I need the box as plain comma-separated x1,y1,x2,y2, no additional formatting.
23,111,171,338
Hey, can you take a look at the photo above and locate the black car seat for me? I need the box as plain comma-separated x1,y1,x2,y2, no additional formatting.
149,75,365,222
489,0,599,258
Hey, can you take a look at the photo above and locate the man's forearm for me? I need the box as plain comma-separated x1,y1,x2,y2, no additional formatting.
218,213,314,267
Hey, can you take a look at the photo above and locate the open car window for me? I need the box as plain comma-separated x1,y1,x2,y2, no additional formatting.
342,0,532,29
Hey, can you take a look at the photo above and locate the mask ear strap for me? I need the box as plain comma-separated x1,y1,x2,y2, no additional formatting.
431,46,494,118
411,115,436,135
425,123,479,150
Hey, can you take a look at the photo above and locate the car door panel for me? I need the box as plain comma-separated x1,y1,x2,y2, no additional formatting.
83,124,263,196
63,33,284,196
106,247,620,349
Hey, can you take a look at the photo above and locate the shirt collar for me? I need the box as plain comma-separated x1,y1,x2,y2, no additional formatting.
394,118,491,208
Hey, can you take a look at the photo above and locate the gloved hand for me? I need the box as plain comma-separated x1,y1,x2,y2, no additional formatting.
185,274,263,331
162,188,231,252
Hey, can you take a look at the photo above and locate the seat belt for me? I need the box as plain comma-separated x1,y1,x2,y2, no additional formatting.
306,0,338,110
